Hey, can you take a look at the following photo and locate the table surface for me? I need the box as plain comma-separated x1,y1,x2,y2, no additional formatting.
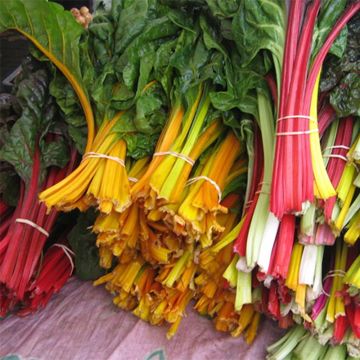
1,278,283,360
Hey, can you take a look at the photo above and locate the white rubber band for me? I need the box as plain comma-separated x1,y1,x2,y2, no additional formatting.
52,244,75,275
255,190,270,195
276,129,319,136
321,270,346,297
323,154,348,162
323,145,350,152
259,181,270,186
321,286,331,297
352,162,359,172
323,270,345,281
128,177,138,183
277,115,317,122
82,152,125,167
15,218,49,237
153,151,195,166
186,176,222,202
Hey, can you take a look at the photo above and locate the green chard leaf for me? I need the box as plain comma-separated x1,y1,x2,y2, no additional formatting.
312,0,347,60
321,13,360,118
330,73,360,117
231,0,285,70
205,0,239,19
0,0,94,148
0,66,69,183
209,54,266,120
68,210,106,281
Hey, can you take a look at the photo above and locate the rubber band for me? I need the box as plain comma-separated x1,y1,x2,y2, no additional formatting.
128,177,138,183
321,286,331,297
327,270,346,275
277,115,317,122
82,152,125,167
186,176,222,202
15,218,49,237
323,270,345,281
52,244,75,275
255,190,270,195
153,151,195,166
321,270,346,297
323,154,348,162
276,129,319,136
323,145,350,152
259,181,270,186
352,162,359,172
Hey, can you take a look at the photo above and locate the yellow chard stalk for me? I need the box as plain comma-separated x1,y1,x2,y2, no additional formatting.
309,71,336,199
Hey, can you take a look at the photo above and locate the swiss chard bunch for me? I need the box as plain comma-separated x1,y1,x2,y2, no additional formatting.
0,58,77,315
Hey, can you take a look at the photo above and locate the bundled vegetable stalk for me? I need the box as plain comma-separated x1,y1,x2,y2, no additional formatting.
0,0,263,341
88,5,260,339
0,60,77,316
188,0,360,355
266,325,358,360
2,0,359,353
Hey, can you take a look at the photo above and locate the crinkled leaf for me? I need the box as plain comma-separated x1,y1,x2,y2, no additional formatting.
0,69,69,182
111,84,168,159
312,0,347,59
206,0,239,18
199,15,227,57
0,170,20,207
320,14,360,117
41,141,69,170
135,85,167,134
0,70,48,180
210,57,265,120
330,73,360,117
125,132,161,159
67,125,87,154
88,14,115,66
0,0,93,146
154,39,178,97
116,16,179,91
329,26,348,58
167,9,196,33
68,210,106,281
232,0,285,67
113,0,150,54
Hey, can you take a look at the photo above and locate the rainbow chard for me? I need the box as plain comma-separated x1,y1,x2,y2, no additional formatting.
0,61,75,311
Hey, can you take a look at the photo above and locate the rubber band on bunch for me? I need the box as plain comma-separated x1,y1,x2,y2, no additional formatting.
153,151,195,166
15,218,49,237
52,243,76,275
82,152,125,167
186,176,222,202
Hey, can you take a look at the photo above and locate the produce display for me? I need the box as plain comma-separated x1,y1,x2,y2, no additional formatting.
0,0,359,358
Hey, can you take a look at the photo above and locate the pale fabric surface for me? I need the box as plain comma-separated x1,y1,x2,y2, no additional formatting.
0,278,283,360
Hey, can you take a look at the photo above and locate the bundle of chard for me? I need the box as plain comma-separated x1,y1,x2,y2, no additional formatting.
0,59,77,316
88,5,259,338
210,0,360,356
1,0,359,354
0,0,264,341
267,325,358,360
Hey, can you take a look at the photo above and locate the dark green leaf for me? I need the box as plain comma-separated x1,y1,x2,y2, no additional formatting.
312,0,347,59
232,0,285,67
68,210,106,281
206,0,239,18
330,73,360,117
0,0,92,125
0,68,69,182
41,141,69,170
